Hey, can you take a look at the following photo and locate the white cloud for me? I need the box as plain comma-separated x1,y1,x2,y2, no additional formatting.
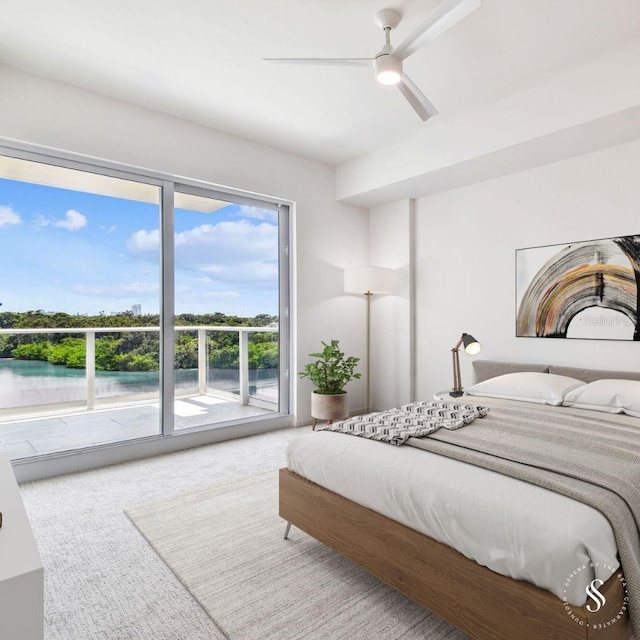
127,220,278,287
72,282,159,296
235,205,278,224
35,209,88,231
174,220,277,265
209,290,240,299
54,209,87,231
0,205,22,227
34,214,51,228
200,261,278,285
191,290,240,301
101,224,117,234
128,228,160,253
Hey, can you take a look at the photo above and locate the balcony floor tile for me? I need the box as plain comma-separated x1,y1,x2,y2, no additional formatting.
0,394,277,460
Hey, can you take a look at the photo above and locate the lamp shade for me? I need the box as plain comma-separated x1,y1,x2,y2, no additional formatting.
461,333,481,355
344,267,394,294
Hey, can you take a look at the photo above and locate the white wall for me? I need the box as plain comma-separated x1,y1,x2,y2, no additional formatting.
414,138,640,398
368,199,415,410
0,65,369,425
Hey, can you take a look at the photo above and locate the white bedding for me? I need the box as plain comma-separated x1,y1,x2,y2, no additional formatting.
286,406,621,606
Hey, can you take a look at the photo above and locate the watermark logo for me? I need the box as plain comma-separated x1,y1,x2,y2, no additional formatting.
585,579,606,612
578,314,634,327
562,563,628,629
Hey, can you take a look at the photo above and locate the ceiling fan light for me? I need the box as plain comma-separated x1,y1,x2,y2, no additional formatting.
374,54,402,85
377,70,401,85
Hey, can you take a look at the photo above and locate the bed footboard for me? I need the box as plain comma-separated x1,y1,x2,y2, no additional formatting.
279,468,630,640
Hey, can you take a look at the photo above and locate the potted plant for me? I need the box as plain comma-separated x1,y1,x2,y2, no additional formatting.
299,339,361,428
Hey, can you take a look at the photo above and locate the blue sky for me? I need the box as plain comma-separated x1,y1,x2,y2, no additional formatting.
0,178,279,317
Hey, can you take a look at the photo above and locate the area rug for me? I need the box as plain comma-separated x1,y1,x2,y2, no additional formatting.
125,471,468,640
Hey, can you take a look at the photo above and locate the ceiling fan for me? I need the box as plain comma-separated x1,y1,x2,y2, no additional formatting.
263,0,481,121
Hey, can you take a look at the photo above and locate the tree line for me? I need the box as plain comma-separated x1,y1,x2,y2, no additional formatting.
0,310,279,372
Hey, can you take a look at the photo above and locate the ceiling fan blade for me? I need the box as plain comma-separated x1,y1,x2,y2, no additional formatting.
397,74,438,121
263,58,372,68
394,0,481,60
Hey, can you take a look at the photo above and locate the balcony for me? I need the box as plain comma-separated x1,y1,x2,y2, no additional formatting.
0,325,280,460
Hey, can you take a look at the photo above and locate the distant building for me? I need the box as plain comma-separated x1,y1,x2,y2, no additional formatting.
131,304,142,316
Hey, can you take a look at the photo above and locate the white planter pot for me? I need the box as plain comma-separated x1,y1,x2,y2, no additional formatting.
311,391,349,423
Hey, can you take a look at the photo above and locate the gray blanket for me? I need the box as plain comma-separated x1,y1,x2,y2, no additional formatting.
318,401,488,445
407,397,640,636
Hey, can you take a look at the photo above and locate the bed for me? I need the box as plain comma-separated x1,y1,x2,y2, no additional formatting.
280,361,640,640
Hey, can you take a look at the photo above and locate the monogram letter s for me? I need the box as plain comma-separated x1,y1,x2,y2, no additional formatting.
585,579,606,613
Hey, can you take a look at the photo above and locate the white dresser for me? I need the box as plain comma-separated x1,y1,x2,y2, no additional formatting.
0,453,44,640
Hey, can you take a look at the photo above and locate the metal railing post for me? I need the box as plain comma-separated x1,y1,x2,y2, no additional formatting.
239,330,249,405
86,330,96,410
198,328,207,395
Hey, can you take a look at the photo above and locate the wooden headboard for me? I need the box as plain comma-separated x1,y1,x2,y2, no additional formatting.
472,360,640,385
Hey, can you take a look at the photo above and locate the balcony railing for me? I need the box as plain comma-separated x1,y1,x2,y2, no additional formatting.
0,325,279,414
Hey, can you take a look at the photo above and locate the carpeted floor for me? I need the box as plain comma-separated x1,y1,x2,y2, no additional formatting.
125,471,468,640
20,426,467,639
19,427,308,639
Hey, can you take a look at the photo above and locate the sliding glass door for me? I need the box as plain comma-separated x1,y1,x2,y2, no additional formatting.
0,145,290,459
169,188,284,430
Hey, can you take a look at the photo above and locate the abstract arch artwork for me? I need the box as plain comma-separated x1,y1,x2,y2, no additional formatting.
516,235,640,341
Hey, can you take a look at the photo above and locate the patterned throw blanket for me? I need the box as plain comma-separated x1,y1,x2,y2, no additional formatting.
318,401,489,445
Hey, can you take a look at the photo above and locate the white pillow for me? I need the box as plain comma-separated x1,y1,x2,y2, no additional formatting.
562,379,640,417
466,372,584,406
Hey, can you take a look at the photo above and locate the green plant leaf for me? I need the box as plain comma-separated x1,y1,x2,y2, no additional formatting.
298,339,360,394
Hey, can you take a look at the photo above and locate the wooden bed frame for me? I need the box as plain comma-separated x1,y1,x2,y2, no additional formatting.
279,468,631,640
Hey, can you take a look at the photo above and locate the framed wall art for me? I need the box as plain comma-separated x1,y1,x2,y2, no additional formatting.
516,234,640,341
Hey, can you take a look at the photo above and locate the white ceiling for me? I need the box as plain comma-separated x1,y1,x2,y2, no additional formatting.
1,0,639,166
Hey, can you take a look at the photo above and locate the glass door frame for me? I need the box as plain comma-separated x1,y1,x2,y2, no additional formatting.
0,138,292,449
170,181,291,428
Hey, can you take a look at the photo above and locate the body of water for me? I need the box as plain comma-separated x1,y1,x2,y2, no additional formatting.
0,359,277,409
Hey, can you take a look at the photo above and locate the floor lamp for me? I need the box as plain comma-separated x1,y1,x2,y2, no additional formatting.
344,267,394,413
